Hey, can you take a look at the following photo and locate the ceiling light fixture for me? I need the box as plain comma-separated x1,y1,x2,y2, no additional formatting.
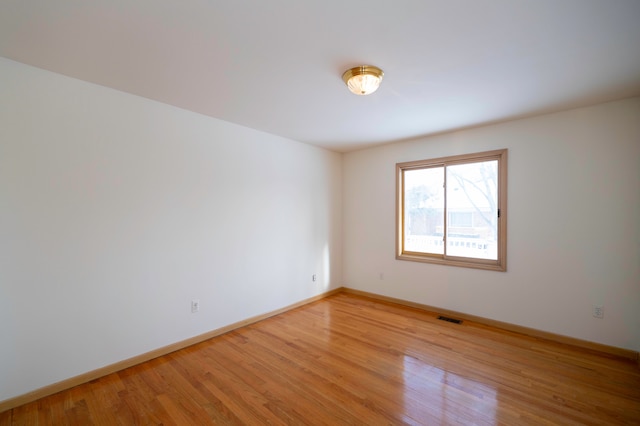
342,65,384,95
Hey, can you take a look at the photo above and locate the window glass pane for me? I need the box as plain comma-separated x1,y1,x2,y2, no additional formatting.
446,160,498,259
404,167,444,254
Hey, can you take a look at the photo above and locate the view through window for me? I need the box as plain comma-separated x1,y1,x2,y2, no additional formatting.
397,149,507,271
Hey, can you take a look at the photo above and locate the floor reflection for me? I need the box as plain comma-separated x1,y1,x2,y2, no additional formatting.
402,354,497,425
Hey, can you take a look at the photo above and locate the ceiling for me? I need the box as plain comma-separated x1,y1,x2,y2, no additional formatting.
1,1,640,152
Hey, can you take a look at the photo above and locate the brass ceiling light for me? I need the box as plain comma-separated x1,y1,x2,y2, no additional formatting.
342,65,384,95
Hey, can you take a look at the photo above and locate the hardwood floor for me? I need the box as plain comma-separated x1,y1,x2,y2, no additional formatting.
3,292,639,425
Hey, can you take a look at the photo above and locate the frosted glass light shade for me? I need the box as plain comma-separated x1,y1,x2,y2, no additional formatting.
342,65,384,95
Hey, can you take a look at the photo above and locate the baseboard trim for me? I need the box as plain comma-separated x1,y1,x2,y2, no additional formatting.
0,288,342,413
341,288,639,363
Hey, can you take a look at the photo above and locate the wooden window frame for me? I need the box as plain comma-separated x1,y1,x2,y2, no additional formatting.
396,149,507,271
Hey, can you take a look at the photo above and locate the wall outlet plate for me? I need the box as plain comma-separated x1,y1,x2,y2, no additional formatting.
593,305,604,319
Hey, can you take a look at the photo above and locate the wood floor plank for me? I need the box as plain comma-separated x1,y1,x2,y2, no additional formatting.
210,333,368,424
4,292,640,425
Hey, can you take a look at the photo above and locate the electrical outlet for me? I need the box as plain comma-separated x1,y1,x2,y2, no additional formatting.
312,274,317,282
191,299,200,313
593,305,604,319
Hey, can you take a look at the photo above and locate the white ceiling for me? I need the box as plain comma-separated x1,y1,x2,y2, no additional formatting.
2,1,640,152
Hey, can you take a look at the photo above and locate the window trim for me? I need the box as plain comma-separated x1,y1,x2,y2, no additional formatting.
396,149,507,271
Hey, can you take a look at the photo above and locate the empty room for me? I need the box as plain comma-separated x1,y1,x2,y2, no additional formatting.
1,1,639,424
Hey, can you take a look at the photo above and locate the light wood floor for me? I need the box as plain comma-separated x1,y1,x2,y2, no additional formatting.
2,292,639,425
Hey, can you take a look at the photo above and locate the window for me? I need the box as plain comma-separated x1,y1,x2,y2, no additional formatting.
396,149,507,271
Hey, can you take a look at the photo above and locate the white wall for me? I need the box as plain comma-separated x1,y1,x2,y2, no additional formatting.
344,98,640,352
0,58,342,402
